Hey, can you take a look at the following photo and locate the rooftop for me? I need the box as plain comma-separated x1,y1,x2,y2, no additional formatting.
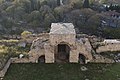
49,23,76,34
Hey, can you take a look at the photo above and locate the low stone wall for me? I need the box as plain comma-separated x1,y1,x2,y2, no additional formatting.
90,55,114,63
96,44,120,53
0,59,12,77
25,33,49,43
11,58,30,63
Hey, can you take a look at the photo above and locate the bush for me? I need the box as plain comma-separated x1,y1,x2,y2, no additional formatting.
21,31,32,39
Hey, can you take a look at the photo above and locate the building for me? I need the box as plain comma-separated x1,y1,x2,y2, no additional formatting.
29,23,93,63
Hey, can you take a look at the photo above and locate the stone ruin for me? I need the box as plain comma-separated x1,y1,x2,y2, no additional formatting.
28,23,120,64
29,23,93,63
1,23,120,77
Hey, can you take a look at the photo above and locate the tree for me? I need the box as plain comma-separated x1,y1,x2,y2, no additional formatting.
36,0,41,10
54,6,64,21
29,0,41,11
54,5,72,21
70,0,83,9
44,13,56,28
15,7,25,20
79,8,96,24
83,0,90,8
88,13,103,27
57,0,60,6
6,5,16,19
89,0,94,5
29,20,41,27
6,4,25,21
100,0,108,4
18,0,31,13
28,10,41,22
46,0,58,9
0,0,4,4
27,10,41,27
1,18,15,28
41,0,48,6
40,5,52,16
109,4,114,11
68,9,82,26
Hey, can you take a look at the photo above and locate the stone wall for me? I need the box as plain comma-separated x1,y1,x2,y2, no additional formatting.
23,33,49,43
0,57,31,77
76,41,93,61
90,54,114,63
29,49,45,63
84,38,92,53
28,37,47,62
0,59,12,77
96,43,120,53
69,50,79,63
11,58,30,63
28,35,93,63
44,43,54,63
49,34,76,46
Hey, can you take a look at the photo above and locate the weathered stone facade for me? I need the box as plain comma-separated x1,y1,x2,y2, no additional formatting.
29,23,93,63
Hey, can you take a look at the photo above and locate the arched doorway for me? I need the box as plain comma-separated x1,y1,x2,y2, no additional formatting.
38,55,45,63
79,54,86,64
55,43,70,63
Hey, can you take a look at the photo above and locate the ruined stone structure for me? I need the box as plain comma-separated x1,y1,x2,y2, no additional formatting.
1,23,120,77
96,40,120,53
29,23,93,63
28,23,120,64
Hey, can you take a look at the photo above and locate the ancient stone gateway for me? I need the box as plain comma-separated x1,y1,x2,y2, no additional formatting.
54,42,70,62
29,23,93,63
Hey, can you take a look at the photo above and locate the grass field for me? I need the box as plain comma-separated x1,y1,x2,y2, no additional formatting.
3,63,120,80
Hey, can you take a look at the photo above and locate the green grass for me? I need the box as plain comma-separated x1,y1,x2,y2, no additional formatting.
3,63,120,80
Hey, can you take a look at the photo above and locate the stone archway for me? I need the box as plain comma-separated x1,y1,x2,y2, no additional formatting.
79,54,86,64
38,55,45,63
55,43,70,63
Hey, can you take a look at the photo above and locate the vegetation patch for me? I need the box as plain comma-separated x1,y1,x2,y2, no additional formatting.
0,43,30,70
3,63,120,80
0,39,19,43
100,51,120,60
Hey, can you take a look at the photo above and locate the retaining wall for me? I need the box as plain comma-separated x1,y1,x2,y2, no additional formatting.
96,44,120,53
0,59,12,77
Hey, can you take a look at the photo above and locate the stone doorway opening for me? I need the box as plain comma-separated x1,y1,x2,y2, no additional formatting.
79,54,86,64
38,55,45,63
55,43,70,63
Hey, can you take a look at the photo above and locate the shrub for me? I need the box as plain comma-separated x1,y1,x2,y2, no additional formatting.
21,31,32,39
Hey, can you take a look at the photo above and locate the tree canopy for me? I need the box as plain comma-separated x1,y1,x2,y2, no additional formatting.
0,0,120,38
